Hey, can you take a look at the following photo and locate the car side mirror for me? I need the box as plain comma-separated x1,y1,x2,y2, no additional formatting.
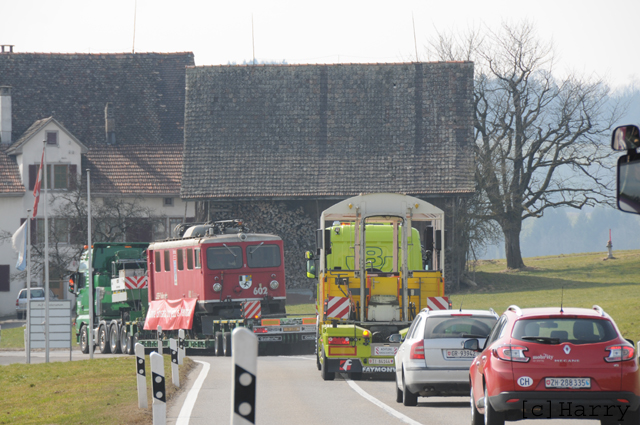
464,338,480,352
612,125,640,151
389,334,403,343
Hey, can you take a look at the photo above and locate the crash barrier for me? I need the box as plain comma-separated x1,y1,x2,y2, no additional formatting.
170,338,179,387
135,343,148,409
231,327,258,425
151,351,166,425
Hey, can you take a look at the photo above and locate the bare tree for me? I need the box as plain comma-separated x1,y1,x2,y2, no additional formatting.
429,21,620,269
2,178,165,284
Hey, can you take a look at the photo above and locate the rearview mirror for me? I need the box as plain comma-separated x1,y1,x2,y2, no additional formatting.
617,157,640,215
612,125,640,151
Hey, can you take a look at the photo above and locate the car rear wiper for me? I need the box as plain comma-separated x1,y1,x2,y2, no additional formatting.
521,336,560,344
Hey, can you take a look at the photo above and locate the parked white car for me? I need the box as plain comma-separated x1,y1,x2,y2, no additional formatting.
15,288,58,319
392,308,498,406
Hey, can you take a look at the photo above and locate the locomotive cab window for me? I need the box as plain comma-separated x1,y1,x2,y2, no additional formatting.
164,250,171,272
154,251,161,272
187,248,194,270
206,246,243,270
247,244,281,268
194,248,201,269
177,249,184,270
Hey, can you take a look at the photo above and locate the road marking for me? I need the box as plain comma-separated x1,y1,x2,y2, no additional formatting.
345,378,423,425
176,360,210,425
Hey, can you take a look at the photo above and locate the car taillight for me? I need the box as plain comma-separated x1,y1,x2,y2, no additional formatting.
410,341,425,360
494,344,530,362
328,337,351,345
253,327,267,334
605,345,635,362
16,299,19,306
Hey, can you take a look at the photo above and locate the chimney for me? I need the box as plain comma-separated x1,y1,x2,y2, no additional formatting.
105,102,116,145
0,45,14,53
0,86,11,145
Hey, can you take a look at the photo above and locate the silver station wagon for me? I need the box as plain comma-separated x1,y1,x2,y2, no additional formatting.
392,308,498,406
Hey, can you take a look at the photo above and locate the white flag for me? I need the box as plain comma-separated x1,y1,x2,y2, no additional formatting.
12,221,28,271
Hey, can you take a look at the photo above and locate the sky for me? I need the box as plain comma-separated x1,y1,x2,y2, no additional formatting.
2,0,639,91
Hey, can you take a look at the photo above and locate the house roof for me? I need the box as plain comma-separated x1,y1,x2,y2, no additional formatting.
0,148,24,195
5,116,88,155
83,144,183,195
0,51,194,146
180,62,475,201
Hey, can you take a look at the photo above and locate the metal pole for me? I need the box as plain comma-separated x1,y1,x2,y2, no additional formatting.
26,209,31,364
87,169,94,359
43,141,49,363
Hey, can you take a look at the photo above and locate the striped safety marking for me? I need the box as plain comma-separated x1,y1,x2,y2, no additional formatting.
427,296,449,311
326,296,350,319
124,276,147,289
243,301,261,319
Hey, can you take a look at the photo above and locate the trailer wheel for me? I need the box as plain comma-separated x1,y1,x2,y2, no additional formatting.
98,324,111,354
109,322,121,354
80,325,89,354
120,326,130,355
320,347,335,381
214,332,223,356
131,334,138,352
223,332,232,357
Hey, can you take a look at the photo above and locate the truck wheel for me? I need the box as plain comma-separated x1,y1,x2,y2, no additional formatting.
98,324,111,354
120,326,130,355
214,332,223,356
223,332,232,357
109,322,121,354
320,348,335,381
80,326,90,354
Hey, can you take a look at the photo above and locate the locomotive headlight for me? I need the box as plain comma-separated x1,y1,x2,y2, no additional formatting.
213,283,222,292
269,280,279,290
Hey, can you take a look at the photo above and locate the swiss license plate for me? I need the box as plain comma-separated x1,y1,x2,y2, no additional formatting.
283,326,300,332
545,377,591,389
443,349,476,359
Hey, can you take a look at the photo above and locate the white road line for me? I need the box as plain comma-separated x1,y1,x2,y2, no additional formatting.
345,378,423,425
292,356,422,425
176,360,210,425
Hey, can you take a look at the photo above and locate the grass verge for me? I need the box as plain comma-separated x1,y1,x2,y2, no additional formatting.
0,355,195,425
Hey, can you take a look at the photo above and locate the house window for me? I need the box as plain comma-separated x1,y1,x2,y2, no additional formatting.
44,164,69,190
0,265,9,292
164,198,174,207
45,131,58,145
34,218,70,244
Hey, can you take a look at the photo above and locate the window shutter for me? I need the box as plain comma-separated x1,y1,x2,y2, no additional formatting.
29,164,37,190
0,265,9,292
69,164,77,190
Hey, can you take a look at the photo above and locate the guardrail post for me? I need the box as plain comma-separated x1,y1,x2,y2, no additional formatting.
135,343,148,409
231,327,258,425
178,329,185,365
151,351,166,425
170,338,179,387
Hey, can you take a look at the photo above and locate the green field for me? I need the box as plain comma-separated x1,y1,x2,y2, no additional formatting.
0,355,194,425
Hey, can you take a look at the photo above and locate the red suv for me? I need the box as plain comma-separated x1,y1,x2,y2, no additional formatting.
465,305,640,425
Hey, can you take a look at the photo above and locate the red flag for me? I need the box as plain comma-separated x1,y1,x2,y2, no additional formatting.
32,148,44,217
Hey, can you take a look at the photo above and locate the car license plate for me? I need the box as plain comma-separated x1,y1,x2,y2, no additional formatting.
283,326,300,332
545,377,591,389
443,349,476,359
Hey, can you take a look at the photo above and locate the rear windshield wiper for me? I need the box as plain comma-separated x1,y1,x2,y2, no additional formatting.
521,336,560,344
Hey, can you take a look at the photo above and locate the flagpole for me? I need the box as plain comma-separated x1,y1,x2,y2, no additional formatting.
26,210,31,364
87,168,94,360
43,140,49,363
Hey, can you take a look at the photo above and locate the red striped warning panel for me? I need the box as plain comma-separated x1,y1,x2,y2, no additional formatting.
124,276,147,289
244,301,262,319
325,296,350,319
427,296,449,311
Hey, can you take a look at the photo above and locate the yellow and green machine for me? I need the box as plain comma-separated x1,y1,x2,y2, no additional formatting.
306,193,448,380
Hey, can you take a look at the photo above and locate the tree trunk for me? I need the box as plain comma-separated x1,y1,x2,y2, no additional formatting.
502,217,526,269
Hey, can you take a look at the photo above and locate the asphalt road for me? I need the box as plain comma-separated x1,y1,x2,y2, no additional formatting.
166,355,601,425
